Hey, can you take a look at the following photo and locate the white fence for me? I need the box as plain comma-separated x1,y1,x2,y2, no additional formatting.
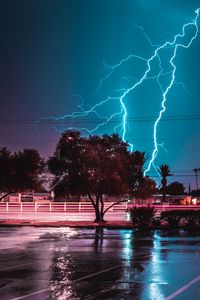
0,202,128,213
0,202,200,215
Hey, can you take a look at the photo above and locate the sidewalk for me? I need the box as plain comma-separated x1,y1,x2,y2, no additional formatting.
0,219,132,229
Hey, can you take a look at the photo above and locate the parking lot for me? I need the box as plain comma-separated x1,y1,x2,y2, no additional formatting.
0,227,200,299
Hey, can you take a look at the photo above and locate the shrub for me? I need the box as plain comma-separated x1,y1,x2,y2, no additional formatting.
161,210,200,227
187,217,197,227
152,217,161,226
129,206,156,228
165,215,180,227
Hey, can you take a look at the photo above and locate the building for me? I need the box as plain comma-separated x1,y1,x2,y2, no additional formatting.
0,192,52,203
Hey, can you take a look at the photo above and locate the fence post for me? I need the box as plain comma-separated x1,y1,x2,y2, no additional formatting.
20,202,23,212
79,202,81,212
50,202,52,212
6,202,9,213
35,202,37,213
64,202,66,212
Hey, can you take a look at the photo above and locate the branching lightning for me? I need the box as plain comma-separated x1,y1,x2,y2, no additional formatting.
144,8,199,175
42,8,199,175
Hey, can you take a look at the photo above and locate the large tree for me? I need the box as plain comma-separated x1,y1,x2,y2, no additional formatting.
158,164,172,202
0,148,44,201
0,148,13,196
48,131,146,222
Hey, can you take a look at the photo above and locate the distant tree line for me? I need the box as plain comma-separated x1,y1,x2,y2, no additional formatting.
0,130,188,221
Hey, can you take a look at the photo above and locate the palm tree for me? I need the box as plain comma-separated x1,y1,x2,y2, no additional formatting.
132,151,149,176
132,151,149,190
158,164,172,203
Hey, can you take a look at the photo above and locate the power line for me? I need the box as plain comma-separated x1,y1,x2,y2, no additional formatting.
1,137,200,142
150,175,199,177
1,114,200,125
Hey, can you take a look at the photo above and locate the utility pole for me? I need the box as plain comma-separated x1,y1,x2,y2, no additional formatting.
193,168,200,190
188,183,191,195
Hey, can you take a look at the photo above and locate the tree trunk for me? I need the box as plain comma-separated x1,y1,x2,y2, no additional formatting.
94,203,105,222
94,204,101,222
0,191,13,201
88,194,105,222
161,178,167,204
162,193,166,203
99,195,105,222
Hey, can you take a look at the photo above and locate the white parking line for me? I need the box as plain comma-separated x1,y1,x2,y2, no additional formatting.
74,265,121,282
9,265,121,300
0,263,33,272
165,274,200,300
10,288,49,300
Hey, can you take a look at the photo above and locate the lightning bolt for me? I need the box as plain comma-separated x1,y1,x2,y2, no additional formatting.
144,8,199,175
41,8,199,175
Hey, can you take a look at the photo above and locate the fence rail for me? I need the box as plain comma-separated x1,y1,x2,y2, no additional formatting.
1,202,200,214
0,202,128,213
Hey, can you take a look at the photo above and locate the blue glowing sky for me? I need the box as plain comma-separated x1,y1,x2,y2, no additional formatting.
0,0,200,188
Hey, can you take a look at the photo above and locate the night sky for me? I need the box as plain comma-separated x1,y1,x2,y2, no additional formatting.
0,0,200,188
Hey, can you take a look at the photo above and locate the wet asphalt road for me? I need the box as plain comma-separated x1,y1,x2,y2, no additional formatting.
0,227,200,300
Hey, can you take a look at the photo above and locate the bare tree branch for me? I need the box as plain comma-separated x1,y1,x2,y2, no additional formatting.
103,199,127,216
0,191,17,201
